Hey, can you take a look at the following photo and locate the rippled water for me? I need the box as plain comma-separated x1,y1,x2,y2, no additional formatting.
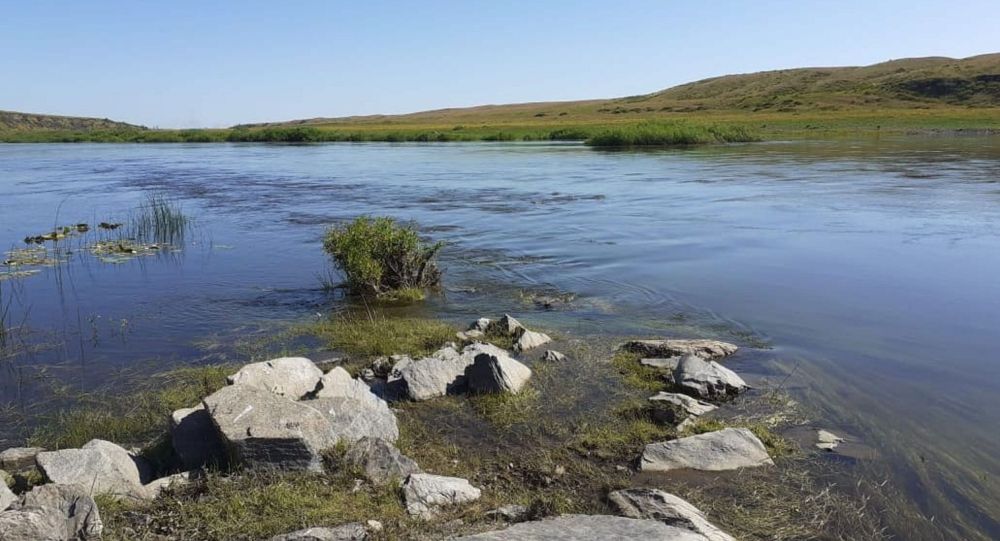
1,139,999,538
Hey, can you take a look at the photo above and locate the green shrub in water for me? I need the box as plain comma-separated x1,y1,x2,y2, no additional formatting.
323,216,443,298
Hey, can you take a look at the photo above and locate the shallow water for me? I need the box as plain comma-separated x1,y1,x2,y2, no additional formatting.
1,139,999,538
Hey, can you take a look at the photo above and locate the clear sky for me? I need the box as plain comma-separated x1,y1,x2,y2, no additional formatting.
2,1,997,128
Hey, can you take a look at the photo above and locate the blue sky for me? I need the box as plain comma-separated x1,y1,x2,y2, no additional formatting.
1,1,997,128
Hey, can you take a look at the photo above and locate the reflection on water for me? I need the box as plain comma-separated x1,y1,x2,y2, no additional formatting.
1,138,999,538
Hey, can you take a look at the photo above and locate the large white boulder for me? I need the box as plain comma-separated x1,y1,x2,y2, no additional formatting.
672,355,748,399
465,349,532,394
36,439,149,500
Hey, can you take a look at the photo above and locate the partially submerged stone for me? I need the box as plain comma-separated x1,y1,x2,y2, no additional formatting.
171,405,227,470
624,339,737,361
466,348,532,394
403,473,481,519
343,437,420,485
0,447,44,472
203,384,337,472
816,429,845,451
672,355,748,399
227,357,323,399
542,350,567,362
269,523,368,540
36,439,150,500
609,488,734,541
453,514,708,540
641,428,773,472
514,329,551,352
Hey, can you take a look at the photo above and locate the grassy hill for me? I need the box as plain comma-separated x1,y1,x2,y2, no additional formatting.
3,54,998,143
0,110,143,132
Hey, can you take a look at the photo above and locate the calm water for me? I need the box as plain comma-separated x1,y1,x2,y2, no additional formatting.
1,139,998,538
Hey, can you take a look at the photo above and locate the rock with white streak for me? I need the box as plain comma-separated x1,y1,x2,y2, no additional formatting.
466,349,532,394
623,340,737,361
641,428,773,472
403,473,481,519
203,384,337,472
269,523,368,540
226,357,323,399
36,439,150,500
453,514,708,540
609,488,734,541
672,355,748,399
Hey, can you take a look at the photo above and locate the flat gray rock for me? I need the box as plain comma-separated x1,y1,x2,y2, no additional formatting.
203,384,337,472
0,447,44,472
227,356,323,399
624,340,737,360
641,428,774,472
454,514,708,540
171,405,227,470
269,523,368,540
343,437,420,485
36,439,149,500
304,396,399,444
514,329,552,352
466,349,532,394
640,357,682,370
609,488,734,541
0,507,66,541
403,473,481,519
672,355,748,399
649,392,718,417
16,483,103,539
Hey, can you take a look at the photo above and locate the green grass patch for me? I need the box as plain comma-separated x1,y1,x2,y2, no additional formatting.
585,121,759,147
28,365,231,450
305,313,456,359
469,387,541,429
569,397,674,461
609,350,670,392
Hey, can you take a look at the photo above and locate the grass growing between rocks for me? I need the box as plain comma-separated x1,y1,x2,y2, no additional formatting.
28,365,231,450
609,350,670,392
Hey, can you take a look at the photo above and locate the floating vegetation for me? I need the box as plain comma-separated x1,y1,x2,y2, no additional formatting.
3,246,63,268
89,240,175,264
99,222,123,230
0,269,41,282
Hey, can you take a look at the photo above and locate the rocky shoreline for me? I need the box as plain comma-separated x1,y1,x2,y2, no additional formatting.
0,314,847,540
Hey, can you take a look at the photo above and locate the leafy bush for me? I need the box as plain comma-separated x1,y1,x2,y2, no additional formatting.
323,216,443,297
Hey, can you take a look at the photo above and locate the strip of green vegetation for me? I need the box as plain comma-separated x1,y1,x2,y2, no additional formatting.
304,314,456,359
28,365,231,450
585,122,759,147
609,350,671,392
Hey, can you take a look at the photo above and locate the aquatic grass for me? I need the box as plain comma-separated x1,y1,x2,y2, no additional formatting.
304,313,456,359
585,121,759,147
609,350,670,392
129,193,190,244
28,365,231,450
323,216,443,298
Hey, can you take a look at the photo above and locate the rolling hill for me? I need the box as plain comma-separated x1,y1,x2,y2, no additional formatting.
0,110,143,132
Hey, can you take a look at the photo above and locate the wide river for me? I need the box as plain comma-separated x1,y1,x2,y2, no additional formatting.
1,139,998,539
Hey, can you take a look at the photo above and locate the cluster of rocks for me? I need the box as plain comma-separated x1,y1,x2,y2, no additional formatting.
455,314,552,353
618,338,776,473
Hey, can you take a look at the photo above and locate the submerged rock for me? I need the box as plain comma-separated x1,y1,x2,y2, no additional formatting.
226,357,323,399
609,488,734,541
465,348,532,394
0,447,44,472
36,439,150,500
343,437,420,485
454,514,708,540
672,355,748,399
269,523,368,540
403,473,482,519
816,429,845,451
203,384,337,472
542,350,567,362
624,339,737,361
641,428,773,472
171,405,227,470
514,329,551,352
